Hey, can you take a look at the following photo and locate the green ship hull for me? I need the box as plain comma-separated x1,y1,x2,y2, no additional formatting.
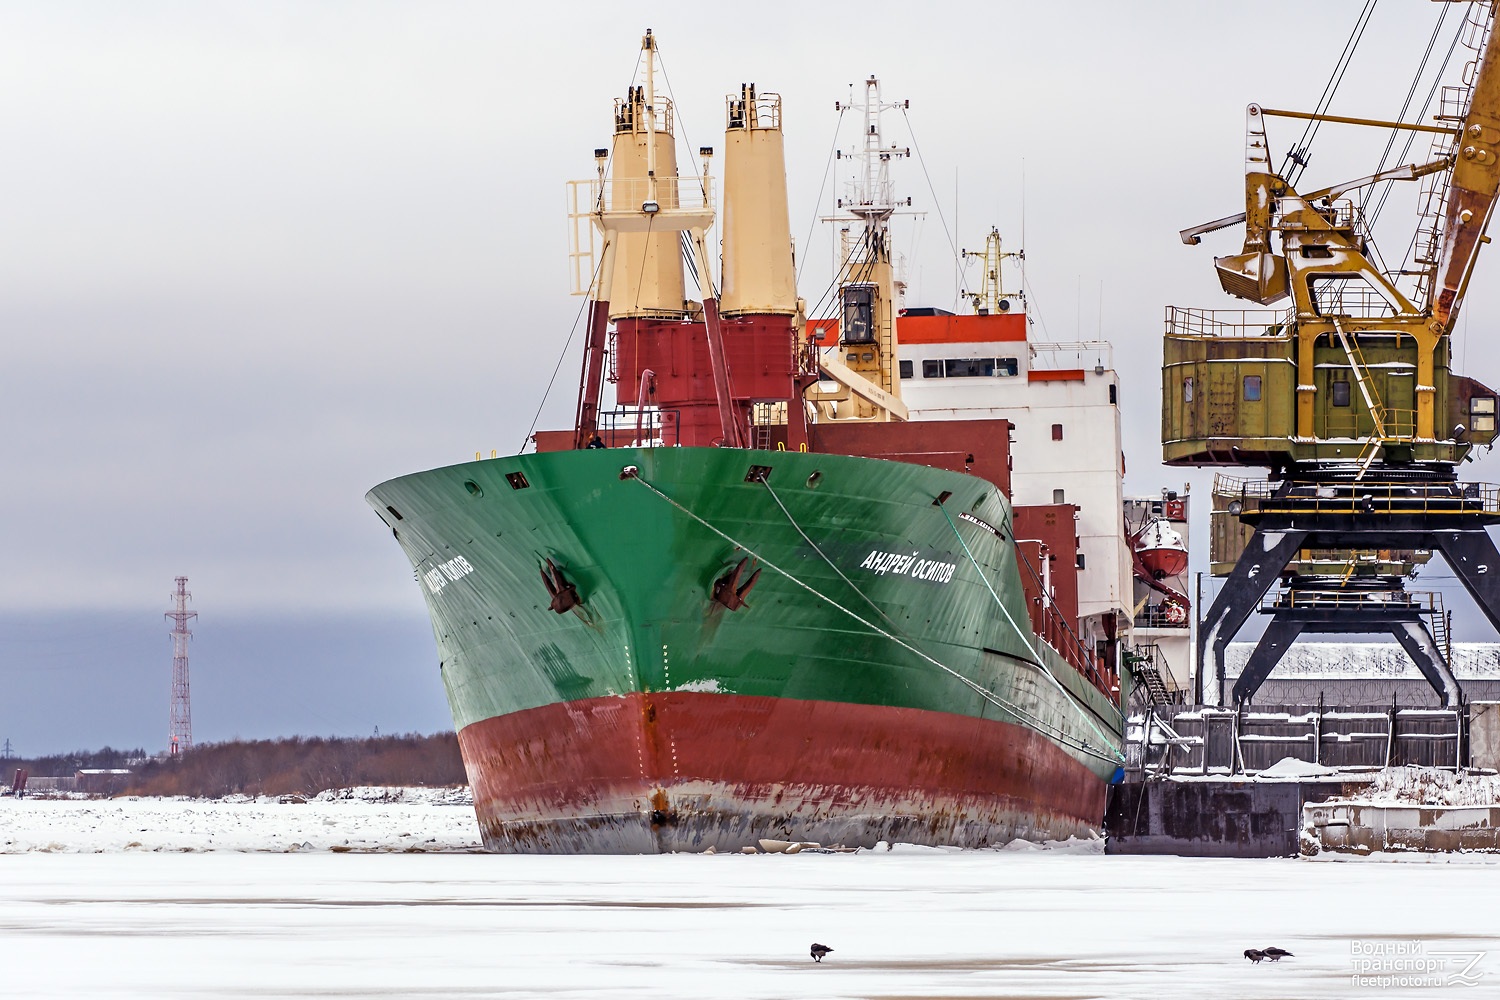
368,446,1123,852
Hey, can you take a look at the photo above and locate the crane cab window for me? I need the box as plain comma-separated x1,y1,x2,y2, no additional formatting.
1332,380,1351,407
841,286,876,344
1473,396,1497,433
1243,375,1262,401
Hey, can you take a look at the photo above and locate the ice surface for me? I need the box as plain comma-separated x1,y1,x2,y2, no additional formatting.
0,793,482,854
1,799,1499,997
2,844,1498,998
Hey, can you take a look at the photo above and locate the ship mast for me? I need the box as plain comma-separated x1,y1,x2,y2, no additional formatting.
962,227,1024,315
806,76,911,423
569,30,740,449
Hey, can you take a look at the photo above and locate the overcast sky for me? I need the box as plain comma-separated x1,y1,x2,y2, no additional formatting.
4,1,1500,754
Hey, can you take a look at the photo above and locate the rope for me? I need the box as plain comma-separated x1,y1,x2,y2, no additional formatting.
627,470,1123,764
1283,0,1381,186
519,248,606,453
760,478,901,630
935,502,1126,747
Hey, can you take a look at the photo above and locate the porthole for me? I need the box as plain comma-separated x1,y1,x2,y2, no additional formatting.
807,470,823,489
463,480,483,498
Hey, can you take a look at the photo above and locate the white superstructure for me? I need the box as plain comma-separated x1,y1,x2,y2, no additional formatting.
895,300,1132,675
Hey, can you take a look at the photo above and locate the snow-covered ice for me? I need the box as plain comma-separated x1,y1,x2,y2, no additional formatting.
0,791,482,854
1,799,1498,998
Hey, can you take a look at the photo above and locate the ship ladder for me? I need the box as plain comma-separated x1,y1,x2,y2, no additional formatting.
1128,649,1172,706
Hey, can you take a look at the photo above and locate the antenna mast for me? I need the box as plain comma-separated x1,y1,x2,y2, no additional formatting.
165,577,197,756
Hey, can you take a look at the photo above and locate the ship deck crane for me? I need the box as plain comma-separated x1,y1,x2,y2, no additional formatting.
1164,1,1500,709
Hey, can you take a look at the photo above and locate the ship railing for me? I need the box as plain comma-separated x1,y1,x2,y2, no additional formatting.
1030,340,1113,371
576,175,715,216
1164,305,1294,339
613,93,675,136
1134,606,1190,630
598,407,680,448
725,92,781,130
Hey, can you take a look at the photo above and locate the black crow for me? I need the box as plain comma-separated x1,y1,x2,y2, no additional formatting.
810,943,833,963
1262,946,1293,961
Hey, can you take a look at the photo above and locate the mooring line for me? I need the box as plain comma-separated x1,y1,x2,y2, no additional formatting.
936,502,1126,753
759,478,902,631
626,470,1121,765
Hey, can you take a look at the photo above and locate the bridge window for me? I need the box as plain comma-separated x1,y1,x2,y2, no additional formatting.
945,358,996,378
898,360,913,379
922,359,944,378
997,357,1019,377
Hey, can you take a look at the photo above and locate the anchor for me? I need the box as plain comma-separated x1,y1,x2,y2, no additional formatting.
540,558,581,614
711,556,761,611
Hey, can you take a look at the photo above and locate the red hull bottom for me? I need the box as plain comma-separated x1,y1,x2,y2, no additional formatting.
457,692,1107,854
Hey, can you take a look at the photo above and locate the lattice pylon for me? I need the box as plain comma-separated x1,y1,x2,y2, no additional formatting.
165,577,198,755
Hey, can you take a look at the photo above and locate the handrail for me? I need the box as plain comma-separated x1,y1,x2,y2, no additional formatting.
1164,305,1295,339
1212,474,1500,515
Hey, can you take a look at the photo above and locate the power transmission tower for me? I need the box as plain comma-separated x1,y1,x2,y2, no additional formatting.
165,577,198,756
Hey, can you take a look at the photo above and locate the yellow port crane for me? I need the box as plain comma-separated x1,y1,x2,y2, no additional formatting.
1165,3,1500,710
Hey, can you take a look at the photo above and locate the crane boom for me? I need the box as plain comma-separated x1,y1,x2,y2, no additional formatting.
1435,8,1500,332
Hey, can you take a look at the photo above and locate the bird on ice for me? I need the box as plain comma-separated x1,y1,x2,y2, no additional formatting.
810,943,833,963
1244,949,1266,963
1262,947,1293,961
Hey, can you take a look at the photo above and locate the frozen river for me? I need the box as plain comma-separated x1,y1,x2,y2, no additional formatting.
4,846,1499,998
2,796,1499,997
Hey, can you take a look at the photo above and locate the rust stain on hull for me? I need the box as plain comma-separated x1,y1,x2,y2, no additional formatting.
458,692,1107,854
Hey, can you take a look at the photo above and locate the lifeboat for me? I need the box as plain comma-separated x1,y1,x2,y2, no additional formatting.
1134,517,1188,579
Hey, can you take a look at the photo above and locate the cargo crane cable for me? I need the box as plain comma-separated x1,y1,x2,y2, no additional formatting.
804,227,881,346
519,247,607,453
1366,3,1458,228
937,503,1127,749
797,104,849,285
628,472,1124,764
1369,10,1470,288
651,49,704,195
1282,0,1382,188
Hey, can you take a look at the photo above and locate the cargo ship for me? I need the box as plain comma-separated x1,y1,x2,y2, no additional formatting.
368,32,1126,853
